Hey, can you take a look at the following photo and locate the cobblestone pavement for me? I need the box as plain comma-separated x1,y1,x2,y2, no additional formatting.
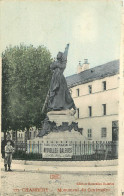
1,170,117,196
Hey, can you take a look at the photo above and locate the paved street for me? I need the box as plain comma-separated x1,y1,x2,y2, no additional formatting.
1,170,117,196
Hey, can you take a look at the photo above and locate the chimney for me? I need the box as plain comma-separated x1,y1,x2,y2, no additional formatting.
77,61,82,74
77,59,90,74
84,59,88,64
81,59,89,71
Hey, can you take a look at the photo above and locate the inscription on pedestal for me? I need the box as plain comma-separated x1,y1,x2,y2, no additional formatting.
42,142,73,158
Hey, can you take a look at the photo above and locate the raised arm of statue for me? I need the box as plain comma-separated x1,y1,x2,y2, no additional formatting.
62,44,70,62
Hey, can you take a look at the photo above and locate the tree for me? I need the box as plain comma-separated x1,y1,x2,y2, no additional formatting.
2,44,52,137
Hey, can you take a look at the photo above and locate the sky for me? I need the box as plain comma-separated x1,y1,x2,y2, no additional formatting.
0,0,122,76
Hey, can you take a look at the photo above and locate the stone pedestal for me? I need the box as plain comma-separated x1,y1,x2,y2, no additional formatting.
38,110,82,137
27,110,83,158
47,109,76,125
28,130,84,158
47,114,75,126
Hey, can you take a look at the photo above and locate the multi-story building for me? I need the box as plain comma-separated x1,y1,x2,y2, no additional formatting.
66,59,119,142
17,130,26,143
1,127,39,142
29,127,39,140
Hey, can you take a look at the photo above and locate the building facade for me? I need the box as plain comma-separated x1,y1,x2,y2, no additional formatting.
66,60,119,142
1,127,39,143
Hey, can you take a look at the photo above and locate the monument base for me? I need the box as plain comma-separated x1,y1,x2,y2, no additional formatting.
47,109,76,125
29,110,84,158
38,110,82,137
28,130,85,158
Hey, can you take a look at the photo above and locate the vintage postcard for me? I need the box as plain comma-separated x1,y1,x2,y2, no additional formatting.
0,0,124,195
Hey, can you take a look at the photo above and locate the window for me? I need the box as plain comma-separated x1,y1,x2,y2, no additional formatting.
103,81,106,91
101,128,107,137
102,104,106,115
88,85,92,94
76,88,80,96
88,106,92,117
88,129,92,139
77,108,80,118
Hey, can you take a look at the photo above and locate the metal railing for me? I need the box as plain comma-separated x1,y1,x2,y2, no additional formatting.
12,141,118,161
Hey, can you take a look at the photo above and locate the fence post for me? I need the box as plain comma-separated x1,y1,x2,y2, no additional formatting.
30,141,32,153
21,142,23,151
38,141,39,154
84,141,85,160
95,141,98,160
102,141,105,160
88,141,91,155
80,141,81,156
111,141,118,159
89,141,91,159
72,142,74,158
75,141,77,155
104,141,108,160
100,141,102,160
86,142,88,160
92,141,94,160
82,142,83,156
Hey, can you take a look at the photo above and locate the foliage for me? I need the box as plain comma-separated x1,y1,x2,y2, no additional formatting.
2,44,52,132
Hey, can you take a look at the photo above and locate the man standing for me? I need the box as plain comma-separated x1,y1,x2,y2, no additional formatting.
4,140,14,171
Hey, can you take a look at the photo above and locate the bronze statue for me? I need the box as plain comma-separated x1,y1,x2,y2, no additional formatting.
39,44,80,137
48,44,76,111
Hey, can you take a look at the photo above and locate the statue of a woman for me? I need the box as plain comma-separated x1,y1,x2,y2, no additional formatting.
48,44,76,111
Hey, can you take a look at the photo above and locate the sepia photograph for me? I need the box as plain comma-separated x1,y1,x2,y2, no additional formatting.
0,0,124,195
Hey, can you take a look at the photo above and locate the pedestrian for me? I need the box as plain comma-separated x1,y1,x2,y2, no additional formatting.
4,140,14,171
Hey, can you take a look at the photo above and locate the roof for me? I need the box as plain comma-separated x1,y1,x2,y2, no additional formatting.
66,60,119,88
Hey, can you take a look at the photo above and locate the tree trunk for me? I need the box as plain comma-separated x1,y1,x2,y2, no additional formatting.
4,131,6,141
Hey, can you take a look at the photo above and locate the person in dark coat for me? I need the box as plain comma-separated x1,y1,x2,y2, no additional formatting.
1,132,14,171
4,140,14,171
48,44,76,111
